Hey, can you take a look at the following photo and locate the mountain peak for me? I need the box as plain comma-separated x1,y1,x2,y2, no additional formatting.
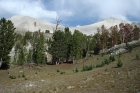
9,15,140,35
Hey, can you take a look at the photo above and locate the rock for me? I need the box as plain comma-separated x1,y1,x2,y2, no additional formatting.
67,86,75,89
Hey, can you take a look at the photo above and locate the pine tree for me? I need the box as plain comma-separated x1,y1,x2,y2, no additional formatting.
17,47,25,65
100,25,109,52
0,18,15,69
32,31,46,65
132,25,140,40
48,30,67,64
93,29,101,55
64,27,72,62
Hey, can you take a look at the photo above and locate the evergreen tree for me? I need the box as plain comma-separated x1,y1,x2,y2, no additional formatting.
32,31,46,65
64,27,72,62
93,29,101,55
109,25,119,47
17,47,26,65
26,49,32,63
132,25,140,40
48,30,67,64
100,25,109,52
36,32,46,64
0,18,15,69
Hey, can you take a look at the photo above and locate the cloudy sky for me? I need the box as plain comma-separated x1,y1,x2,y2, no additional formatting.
0,0,140,26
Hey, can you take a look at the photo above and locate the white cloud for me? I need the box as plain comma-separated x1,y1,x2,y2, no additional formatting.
0,0,140,26
0,0,58,22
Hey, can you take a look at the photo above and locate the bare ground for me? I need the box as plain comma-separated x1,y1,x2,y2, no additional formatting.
0,47,140,93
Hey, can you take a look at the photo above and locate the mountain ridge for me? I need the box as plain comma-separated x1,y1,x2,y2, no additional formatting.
9,15,139,35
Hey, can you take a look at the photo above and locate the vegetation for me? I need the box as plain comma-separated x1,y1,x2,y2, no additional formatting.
74,68,79,73
117,60,123,67
1,16,140,69
9,75,16,79
48,28,88,64
109,55,115,62
22,73,25,78
82,64,94,71
13,31,46,66
136,54,139,60
0,18,15,69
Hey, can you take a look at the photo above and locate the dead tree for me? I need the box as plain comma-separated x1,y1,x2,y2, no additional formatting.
54,17,61,32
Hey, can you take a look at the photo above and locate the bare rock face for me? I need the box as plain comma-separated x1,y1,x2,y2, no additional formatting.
70,17,131,35
9,15,64,34
9,15,140,36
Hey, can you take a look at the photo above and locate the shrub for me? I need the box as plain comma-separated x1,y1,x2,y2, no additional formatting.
60,71,65,74
126,43,133,53
101,53,104,57
100,61,105,67
104,58,110,65
9,75,16,79
18,74,20,78
25,78,28,80
22,73,25,77
118,52,122,58
56,69,60,72
82,64,94,71
96,64,101,68
136,54,139,60
117,60,123,67
75,68,79,73
109,55,115,62
35,72,37,74
89,64,93,70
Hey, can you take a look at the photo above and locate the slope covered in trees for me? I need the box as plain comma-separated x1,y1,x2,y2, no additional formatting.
1,17,140,67
48,23,140,64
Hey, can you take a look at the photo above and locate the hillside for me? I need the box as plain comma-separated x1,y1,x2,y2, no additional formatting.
0,45,140,93
9,15,139,35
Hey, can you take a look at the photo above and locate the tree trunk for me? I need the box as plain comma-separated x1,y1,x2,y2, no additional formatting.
0,58,2,68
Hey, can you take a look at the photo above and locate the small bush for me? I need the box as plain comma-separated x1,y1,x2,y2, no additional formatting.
60,71,65,74
9,75,16,79
100,61,105,67
101,53,104,57
109,55,115,62
96,64,101,68
118,52,122,58
25,78,28,80
22,73,25,77
126,43,133,53
56,69,60,72
35,72,37,74
75,68,79,73
136,54,139,60
104,58,110,65
82,64,93,71
117,60,123,67
18,74,20,78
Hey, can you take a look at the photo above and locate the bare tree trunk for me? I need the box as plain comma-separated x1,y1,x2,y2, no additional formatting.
0,58,2,68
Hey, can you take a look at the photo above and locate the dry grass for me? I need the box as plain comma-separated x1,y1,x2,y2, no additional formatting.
0,47,140,93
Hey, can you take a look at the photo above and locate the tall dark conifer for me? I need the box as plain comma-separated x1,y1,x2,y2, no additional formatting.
0,18,15,69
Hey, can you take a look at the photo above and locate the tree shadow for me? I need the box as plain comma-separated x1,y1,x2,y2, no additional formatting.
0,63,9,70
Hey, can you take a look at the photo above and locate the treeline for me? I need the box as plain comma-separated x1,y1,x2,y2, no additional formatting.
90,23,140,54
48,23,140,64
0,17,140,69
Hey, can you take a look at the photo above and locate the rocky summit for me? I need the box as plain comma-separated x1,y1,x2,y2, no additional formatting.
9,15,140,35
